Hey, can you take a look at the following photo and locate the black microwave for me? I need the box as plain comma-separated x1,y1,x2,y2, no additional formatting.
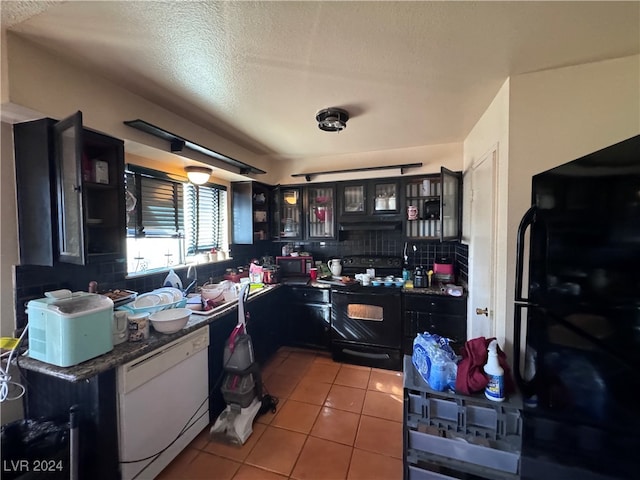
275,256,314,277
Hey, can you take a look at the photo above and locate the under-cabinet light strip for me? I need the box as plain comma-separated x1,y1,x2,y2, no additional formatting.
291,163,423,181
123,119,266,175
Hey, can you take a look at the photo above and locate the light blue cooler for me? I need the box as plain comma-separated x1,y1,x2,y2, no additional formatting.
27,291,114,367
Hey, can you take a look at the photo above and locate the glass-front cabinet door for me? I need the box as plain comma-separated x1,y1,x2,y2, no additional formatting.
276,186,303,240
441,167,460,240
403,167,461,241
339,179,400,217
306,184,335,239
372,181,399,214
340,182,365,215
53,112,85,264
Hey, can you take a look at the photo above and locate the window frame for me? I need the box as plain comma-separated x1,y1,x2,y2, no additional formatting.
124,164,228,276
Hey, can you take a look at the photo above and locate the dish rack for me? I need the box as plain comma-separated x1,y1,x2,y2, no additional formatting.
117,288,187,314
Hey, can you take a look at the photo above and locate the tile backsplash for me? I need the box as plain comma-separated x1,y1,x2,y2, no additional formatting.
14,232,468,330
13,259,233,330
231,231,468,283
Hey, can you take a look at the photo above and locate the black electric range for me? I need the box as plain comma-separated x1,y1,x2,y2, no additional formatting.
330,255,404,371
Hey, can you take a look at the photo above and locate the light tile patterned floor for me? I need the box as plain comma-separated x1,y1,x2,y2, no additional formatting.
156,347,404,480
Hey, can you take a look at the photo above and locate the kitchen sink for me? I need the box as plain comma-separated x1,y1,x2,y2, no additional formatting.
192,284,267,316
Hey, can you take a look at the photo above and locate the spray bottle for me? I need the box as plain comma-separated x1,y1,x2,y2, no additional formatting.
163,269,183,290
484,339,505,402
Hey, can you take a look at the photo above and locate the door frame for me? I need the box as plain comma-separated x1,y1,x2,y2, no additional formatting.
468,144,499,338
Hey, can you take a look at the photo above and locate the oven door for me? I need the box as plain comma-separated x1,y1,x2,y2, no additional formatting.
331,288,402,370
331,289,402,347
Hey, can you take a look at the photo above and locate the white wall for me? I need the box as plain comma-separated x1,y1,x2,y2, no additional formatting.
503,54,640,358
463,79,510,345
460,54,639,361
0,120,23,424
0,121,18,337
4,33,274,181
1,29,8,103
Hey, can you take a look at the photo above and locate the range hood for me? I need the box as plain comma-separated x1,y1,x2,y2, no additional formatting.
338,221,402,231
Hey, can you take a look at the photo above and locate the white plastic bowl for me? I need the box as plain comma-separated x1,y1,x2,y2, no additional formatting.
149,308,191,334
200,285,226,303
154,287,183,302
133,292,161,308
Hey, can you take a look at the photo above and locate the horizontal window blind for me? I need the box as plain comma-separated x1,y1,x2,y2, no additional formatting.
184,183,227,255
126,172,183,237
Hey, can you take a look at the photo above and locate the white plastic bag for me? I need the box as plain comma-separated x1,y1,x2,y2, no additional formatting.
412,332,458,392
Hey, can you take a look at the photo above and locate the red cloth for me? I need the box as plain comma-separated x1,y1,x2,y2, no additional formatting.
455,336,515,395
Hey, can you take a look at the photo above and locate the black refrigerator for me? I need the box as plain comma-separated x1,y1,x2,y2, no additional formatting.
513,135,640,480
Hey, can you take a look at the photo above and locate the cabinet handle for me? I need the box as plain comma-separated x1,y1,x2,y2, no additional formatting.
475,307,489,316
73,185,81,192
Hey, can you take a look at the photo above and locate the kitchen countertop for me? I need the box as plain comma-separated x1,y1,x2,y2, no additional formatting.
17,281,465,382
16,284,281,383
402,285,467,297
311,278,466,296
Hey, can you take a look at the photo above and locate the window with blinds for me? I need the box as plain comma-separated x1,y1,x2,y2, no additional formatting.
124,166,227,275
184,183,227,255
126,172,183,238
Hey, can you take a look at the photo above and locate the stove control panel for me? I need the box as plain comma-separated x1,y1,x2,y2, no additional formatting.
342,256,402,269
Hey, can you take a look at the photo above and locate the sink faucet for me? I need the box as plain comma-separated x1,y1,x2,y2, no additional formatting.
184,265,197,296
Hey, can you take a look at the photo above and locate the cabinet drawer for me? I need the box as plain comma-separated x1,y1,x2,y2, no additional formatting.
405,311,466,345
288,286,330,303
405,295,466,315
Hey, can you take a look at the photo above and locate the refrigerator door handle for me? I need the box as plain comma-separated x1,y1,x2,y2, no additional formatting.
515,205,537,302
513,302,531,391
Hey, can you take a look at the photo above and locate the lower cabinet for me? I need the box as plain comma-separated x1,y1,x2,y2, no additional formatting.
403,293,467,355
20,369,120,480
246,289,283,365
208,312,238,421
284,286,331,349
403,356,523,480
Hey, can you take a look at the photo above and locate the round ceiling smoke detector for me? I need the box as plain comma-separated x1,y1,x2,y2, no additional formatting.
316,108,349,132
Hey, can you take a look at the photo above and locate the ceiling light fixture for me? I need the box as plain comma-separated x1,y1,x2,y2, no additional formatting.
185,166,212,185
316,107,349,132
284,190,299,205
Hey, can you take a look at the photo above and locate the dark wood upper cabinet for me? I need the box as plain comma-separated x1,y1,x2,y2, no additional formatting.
304,183,336,240
231,181,271,244
403,167,462,241
271,185,304,241
14,111,126,266
338,179,400,218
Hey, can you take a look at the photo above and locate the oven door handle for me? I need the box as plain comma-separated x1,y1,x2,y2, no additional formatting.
331,289,400,297
342,348,390,360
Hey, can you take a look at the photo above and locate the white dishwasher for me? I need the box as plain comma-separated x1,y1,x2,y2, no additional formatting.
117,326,210,480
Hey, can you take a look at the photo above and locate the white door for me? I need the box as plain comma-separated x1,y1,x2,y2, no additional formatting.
468,147,497,339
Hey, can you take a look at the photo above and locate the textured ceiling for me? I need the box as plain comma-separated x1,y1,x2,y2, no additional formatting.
2,1,639,163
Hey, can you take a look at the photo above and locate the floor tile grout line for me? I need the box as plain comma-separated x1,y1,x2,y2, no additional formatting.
166,348,404,478
287,431,313,480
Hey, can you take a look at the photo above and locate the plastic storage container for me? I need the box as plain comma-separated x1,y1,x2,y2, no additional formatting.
220,373,256,408
403,356,522,479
